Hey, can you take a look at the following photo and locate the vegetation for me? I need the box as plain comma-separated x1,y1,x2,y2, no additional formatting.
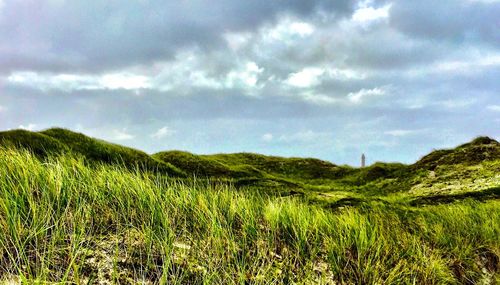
413,136,499,170
0,129,70,156
153,151,262,178
2,128,498,194
0,128,184,176
0,128,499,283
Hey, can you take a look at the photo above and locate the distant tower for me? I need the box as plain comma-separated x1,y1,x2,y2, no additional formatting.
361,153,366,168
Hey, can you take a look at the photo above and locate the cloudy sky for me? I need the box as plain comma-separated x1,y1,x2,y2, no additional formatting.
0,0,499,165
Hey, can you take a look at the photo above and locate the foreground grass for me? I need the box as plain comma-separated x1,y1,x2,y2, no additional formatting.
0,148,499,284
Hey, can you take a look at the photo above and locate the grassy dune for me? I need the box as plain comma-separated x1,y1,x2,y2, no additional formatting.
2,128,498,195
0,147,499,284
0,128,184,177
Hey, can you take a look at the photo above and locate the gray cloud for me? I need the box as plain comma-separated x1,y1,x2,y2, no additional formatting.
0,0,499,165
0,0,353,74
389,0,500,46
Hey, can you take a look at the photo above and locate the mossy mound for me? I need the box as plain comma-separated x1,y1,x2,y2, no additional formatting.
0,128,184,176
414,136,500,170
0,129,69,156
356,162,408,183
205,153,345,180
153,150,261,178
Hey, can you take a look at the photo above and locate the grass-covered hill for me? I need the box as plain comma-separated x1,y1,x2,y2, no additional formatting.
155,137,499,196
413,136,500,170
407,137,500,196
204,153,346,180
152,151,264,178
1,128,498,194
0,129,70,156
0,128,184,176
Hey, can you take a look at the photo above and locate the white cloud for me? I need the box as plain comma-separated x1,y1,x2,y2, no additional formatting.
8,72,97,91
384,129,426,137
153,54,263,93
325,68,366,80
189,71,224,90
285,67,324,88
0,105,5,112
285,66,365,89
438,98,475,109
301,92,338,105
347,87,386,103
154,52,225,91
9,61,266,93
19,124,37,131
407,54,500,78
224,32,252,51
112,129,134,140
487,105,500,112
261,133,273,142
289,22,315,37
352,4,391,23
434,55,500,73
151,126,175,139
225,62,264,89
99,73,151,90
7,72,152,91
262,17,315,43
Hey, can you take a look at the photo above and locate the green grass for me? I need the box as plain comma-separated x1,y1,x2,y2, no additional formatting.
0,129,70,156
204,153,346,180
413,136,500,170
0,147,499,284
0,128,184,177
153,151,263,178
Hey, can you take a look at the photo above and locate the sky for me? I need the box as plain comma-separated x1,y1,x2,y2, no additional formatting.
0,0,499,166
